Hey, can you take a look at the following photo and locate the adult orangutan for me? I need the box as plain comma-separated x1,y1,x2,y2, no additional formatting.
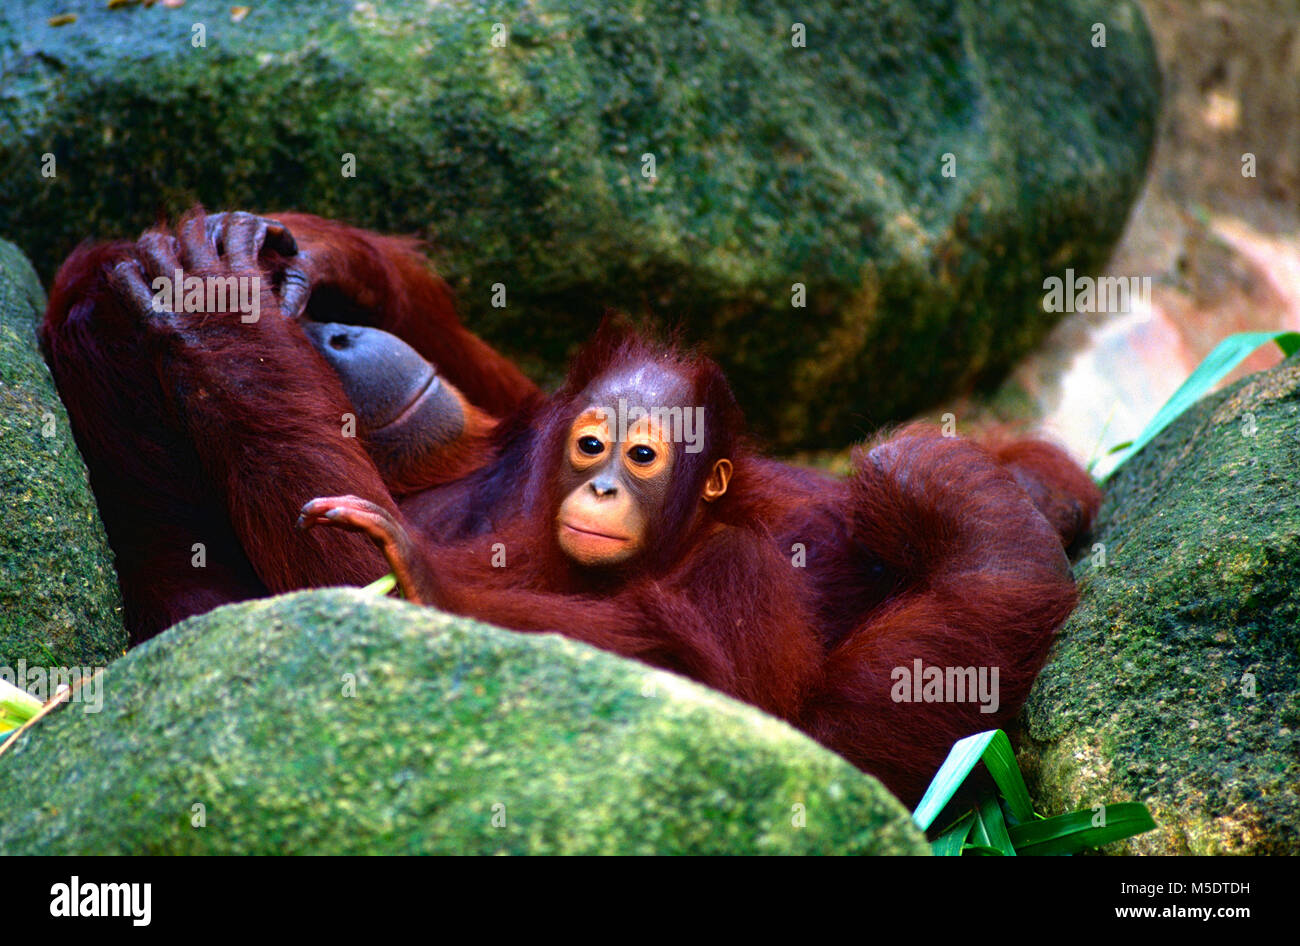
42,210,537,639
43,210,1100,803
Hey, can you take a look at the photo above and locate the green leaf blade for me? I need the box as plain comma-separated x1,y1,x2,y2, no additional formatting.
1106,330,1300,476
1008,803,1157,855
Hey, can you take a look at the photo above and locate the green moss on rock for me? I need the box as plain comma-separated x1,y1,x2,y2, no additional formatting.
0,0,1158,447
0,238,125,669
0,589,927,854
1020,355,1300,854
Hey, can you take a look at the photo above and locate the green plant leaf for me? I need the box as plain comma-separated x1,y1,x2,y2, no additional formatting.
978,732,1035,823
974,792,1016,855
1008,803,1157,855
912,730,998,831
1106,331,1300,476
913,735,1157,855
362,572,398,596
931,812,975,856
0,678,41,729
962,843,1008,856
911,730,1033,830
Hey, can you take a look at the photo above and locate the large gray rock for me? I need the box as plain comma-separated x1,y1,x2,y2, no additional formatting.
0,0,1158,447
1020,354,1300,854
0,589,928,854
0,237,125,669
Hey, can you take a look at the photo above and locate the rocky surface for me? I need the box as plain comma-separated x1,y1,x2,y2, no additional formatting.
0,589,928,854
1021,354,1300,854
0,237,125,670
0,0,1158,447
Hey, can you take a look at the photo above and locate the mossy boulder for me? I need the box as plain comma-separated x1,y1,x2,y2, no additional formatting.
0,237,125,669
0,589,928,854
1021,354,1300,854
0,0,1158,447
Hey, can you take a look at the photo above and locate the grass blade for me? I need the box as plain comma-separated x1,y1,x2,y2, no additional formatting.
976,731,1035,823
1106,330,1300,476
912,730,999,830
362,572,398,596
0,678,42,732
975,792,1016,855
931,812,975,856
911,729,1034,830
1008,803,1157,855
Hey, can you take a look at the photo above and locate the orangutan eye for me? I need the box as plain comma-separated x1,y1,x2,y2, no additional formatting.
628,444,656,465
578,435,605,456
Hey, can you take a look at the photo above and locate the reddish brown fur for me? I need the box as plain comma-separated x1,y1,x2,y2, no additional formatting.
801,426,1086,802
393,330,826,722
363,330,1096,803
40,210,537,639
42,213,1099,804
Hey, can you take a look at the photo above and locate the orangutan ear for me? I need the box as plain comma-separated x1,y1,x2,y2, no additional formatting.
701,458,732,502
